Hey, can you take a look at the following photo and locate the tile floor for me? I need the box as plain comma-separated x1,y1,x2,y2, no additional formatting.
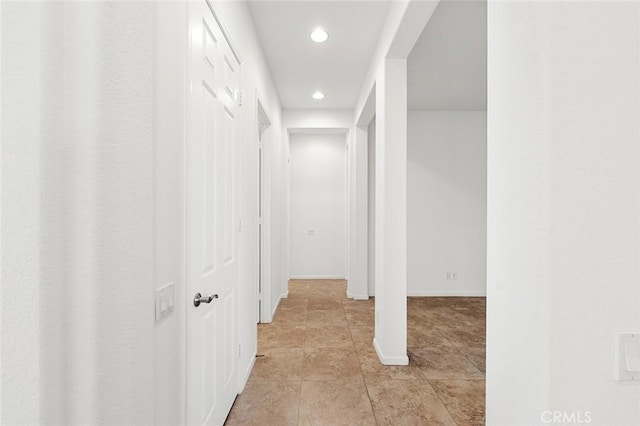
225,280,486,426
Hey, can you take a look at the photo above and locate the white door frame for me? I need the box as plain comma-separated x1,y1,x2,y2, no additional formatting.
349,87,375,300
256,97,272,323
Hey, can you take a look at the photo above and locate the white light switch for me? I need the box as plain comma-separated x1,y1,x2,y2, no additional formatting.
155,282,175,324
615,332,640,381
625,341,640,372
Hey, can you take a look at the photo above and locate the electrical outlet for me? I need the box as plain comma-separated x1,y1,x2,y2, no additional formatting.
446,272,458,280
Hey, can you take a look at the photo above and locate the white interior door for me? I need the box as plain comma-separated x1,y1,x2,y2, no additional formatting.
186,1,240,424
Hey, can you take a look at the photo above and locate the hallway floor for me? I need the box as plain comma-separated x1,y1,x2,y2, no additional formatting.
225,280,485,425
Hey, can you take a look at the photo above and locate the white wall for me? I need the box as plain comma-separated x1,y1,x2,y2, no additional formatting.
487,2,640,425
153,2,186,425
407,111,486,296
282,109,357,295
1,1,283,424
283,109,353,131
282,109,353,291
289,134,347,278
2,3,155,424
367,118,376,296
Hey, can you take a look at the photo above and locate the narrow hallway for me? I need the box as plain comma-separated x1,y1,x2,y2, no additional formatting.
226,280,485,425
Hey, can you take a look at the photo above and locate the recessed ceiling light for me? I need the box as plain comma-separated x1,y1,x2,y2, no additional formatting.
310,27,329,43
312,91,325,100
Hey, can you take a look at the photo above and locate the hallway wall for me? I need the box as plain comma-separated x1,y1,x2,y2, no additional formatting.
2,2,155,424
487,2,640,424
289,133,347,278
407,111,487,296
153,3,186,425
1,2,284,424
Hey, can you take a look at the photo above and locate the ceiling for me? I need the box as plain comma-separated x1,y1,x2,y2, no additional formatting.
248,1,391,110
407,0,487,110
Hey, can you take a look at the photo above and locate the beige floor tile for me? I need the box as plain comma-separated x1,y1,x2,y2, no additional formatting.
342,298,375,309
366,380,457,426
349,326,375,343
304,324,353,348
435,325,486,348
225,380,300,426
345,309,375,327
430,379,486,426
306,309,347,327
308,296,344,311
458,347,486,374
249,348,304,381
272,308,307,325
353,341,377,356
258,324,305,350
343,301,374,310
288,281,311,295
250,288,486,426
278,296,308,310
358,350,425,381
407,325,452,347
411,308,475,328
409,346,484,380
302,347,362,381
306,280,346,297
299,380,376,426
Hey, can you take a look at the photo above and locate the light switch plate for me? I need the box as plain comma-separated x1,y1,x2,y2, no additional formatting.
155,282,175,324
614,332,640,381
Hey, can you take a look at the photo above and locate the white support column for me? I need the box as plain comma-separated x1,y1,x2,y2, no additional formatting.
347,131,355,295
373,58,408,365
350,126,369,300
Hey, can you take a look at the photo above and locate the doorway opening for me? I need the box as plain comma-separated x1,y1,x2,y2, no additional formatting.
288,130,349,282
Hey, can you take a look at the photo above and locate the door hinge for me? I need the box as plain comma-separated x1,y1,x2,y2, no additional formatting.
238,218,242,233
238,344,242,359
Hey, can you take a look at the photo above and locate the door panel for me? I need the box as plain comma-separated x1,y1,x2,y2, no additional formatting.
187,1,240,424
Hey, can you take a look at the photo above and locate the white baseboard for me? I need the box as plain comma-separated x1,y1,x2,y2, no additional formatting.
271,294,282,318
373,337,409,366
347,290,370,300
289,275,346,280
407,290,486,297
268,291,290,320
352,294,370,300
238,351,256,394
